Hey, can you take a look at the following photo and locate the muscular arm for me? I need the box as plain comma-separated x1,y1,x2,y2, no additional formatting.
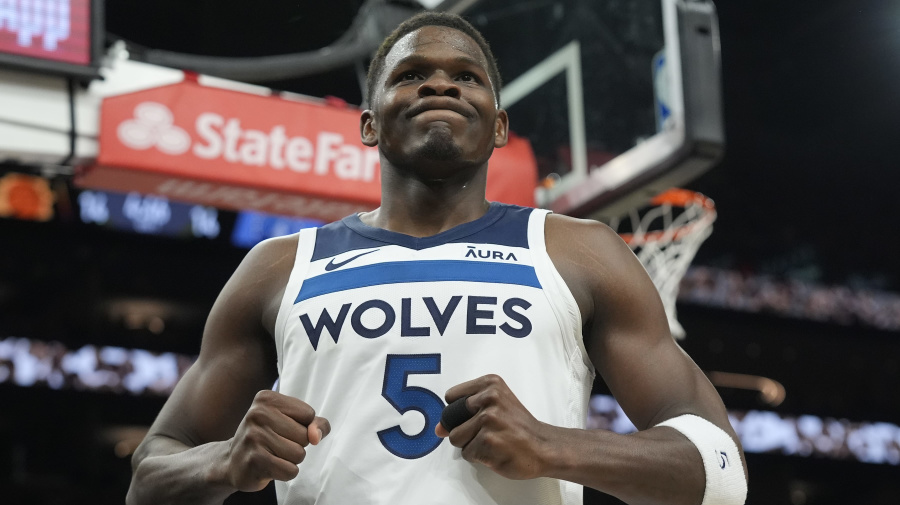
542,214,745,505
439,215,745,505
127,235,324,505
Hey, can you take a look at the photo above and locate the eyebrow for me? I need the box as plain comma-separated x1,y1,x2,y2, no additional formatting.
392,53,487,72
386,51,498,106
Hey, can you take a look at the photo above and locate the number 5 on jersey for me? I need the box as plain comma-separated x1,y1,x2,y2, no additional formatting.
378,354,445,459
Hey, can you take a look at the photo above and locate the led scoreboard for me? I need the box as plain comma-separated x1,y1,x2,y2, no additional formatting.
0,0,103,78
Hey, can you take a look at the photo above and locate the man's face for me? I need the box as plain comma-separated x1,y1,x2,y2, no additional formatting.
361,25,508,178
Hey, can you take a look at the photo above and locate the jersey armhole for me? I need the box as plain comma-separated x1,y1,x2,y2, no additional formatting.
527,210,594,375
273,227,318,376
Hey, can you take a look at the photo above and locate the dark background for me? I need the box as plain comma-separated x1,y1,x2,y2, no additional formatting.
1,0,899,503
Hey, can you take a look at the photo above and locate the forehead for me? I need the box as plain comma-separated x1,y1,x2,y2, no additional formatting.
383,25,489,73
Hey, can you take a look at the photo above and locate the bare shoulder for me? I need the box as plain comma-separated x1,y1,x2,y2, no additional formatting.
544,213,626,253
239,233,300,287
544,212,648,280
249,231,299,262
217,233,301,337
543,213,642,322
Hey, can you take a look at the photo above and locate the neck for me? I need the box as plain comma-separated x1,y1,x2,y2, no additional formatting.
361,161,491,237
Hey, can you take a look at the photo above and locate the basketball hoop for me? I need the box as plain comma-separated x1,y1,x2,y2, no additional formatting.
608,189,716,339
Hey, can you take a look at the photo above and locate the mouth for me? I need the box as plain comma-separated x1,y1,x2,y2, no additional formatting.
406,100,473,120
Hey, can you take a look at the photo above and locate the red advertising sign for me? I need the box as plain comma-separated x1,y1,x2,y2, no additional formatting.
0,0,92,65
80,79,538,222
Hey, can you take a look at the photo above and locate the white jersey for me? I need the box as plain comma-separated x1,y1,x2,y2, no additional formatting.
273,203,595,505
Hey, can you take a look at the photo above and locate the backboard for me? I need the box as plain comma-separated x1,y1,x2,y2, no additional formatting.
463,0,723,219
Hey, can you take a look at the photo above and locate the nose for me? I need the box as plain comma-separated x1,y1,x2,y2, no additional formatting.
418,72,460,98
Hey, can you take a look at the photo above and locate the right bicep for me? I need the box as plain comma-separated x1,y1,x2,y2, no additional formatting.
144,238,294,448
154,336,277,447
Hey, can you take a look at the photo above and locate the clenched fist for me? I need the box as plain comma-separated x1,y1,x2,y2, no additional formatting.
436,374,551,480
220,390,331,492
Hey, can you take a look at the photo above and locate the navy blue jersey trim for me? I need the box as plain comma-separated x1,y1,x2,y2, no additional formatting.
311,220,389,262
337,203,531,252
294,260,541,304
311,203,535,261
448,204,531,249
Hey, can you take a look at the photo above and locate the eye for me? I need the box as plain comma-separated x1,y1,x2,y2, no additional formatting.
458,72,479,83
398,71,420,81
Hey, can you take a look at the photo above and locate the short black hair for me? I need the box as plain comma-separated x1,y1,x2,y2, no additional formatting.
366,12,502,107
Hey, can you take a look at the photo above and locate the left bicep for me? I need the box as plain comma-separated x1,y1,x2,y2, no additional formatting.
582,225,732,434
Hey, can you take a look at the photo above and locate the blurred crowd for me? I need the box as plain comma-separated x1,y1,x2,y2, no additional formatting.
0,337,194,396
679,266,900,331
588,394,900,466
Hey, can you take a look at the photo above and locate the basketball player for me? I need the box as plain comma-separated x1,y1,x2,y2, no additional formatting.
127,12,747,505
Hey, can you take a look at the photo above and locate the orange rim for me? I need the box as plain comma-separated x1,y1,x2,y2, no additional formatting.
649,188,715,210
618,189,715,245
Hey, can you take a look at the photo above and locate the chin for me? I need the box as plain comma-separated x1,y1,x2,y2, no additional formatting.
417,138,464,161
387,130,487,179
410,126,463,160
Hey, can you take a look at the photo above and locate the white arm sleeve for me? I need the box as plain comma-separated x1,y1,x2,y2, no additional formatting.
657,414,748,505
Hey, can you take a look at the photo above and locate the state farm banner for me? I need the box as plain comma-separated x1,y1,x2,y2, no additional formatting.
79,79,538,222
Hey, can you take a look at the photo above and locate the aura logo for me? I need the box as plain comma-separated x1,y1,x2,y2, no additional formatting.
117,102,191,155
465,246,518,261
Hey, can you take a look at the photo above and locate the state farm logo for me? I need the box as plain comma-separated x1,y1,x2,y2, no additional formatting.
112,101,379,183
117,102,191,155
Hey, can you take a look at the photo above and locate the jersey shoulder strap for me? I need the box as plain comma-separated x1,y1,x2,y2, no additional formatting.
273,227,317,373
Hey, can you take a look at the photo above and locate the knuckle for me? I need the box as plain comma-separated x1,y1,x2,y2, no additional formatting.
486,374,504,386
483,389,501,404
243,427,263,445
246,451,267,471
480,408,499,426
245,408,266,425
254,389,275,403
480,432,498,450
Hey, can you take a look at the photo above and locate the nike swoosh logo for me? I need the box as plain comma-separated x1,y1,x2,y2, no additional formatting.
324,249,379,271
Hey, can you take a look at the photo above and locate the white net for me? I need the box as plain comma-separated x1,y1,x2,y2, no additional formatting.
607,189,716,339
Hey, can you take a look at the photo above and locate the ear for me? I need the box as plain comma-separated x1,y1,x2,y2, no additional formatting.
361,110,379,147
493,109,509,148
